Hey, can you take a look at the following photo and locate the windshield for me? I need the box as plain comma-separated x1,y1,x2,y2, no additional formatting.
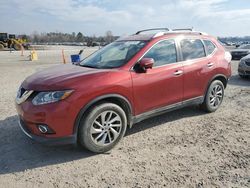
80,41,147,69
238,45,250,49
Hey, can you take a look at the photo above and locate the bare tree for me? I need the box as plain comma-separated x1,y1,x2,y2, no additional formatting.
31,31,39,43
27,31,118,44
105,30,114,44
76,32,84,42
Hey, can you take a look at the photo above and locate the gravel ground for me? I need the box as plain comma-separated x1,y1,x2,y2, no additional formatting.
0,47,249,188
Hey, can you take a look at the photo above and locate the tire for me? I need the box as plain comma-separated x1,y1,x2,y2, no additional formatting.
13,43,21,50
78,103,127,153
239,74,248,79
0,44,4,51
200,80,224,113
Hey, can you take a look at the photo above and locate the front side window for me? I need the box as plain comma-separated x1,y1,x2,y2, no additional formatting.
180,39,205,61
204,40,216,55
80,41,147,69
143,39,177,67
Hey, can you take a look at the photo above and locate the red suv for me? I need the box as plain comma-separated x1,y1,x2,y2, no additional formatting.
16,28,232,153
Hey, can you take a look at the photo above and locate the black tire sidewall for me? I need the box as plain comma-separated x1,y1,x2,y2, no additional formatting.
204,80,224,112
0,44,4,50
239,74,247,79
78,103,127,153
13,43,21,51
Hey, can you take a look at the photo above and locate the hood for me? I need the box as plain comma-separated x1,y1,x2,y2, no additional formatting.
22,64,108,90
241,54,250,60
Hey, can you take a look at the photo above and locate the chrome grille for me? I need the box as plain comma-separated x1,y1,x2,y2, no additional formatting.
17,87,26,98
16,87,34,104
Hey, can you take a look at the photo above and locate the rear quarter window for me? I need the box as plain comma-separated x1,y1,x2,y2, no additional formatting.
203,40,216,55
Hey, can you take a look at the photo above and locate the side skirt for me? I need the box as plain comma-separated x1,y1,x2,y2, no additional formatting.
131,96,204,125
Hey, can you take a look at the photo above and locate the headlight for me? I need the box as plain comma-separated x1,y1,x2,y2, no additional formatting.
239,60,245,67
32,90,74,105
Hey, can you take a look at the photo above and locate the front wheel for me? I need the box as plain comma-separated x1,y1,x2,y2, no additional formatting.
78,103,127,153
13,43,22,50
0,44,4,51
200,80,224,112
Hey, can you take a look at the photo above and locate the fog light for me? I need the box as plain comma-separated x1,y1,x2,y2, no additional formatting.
37,124,55,134
38,125,48,133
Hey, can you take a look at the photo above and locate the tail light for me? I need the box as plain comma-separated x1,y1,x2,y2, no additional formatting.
224,51,232,77
225,51,232,63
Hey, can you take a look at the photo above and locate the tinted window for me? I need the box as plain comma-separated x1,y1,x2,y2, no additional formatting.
180,39,205,60
143,40,177,67
204,40,216,55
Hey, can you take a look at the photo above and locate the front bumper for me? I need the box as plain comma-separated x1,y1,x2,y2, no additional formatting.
238,66,250,76
15,98,79,137
18,117,77,145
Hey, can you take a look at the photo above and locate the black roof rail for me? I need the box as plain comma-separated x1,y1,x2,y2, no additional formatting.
135,28,170,35
172,28,194,31
168,28,208,35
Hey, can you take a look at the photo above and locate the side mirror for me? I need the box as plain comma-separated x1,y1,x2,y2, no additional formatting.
138,58,154,72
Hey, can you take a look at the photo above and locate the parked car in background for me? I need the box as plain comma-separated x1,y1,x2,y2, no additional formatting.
231,44,250,60
238,54,250,78
15,28,232,153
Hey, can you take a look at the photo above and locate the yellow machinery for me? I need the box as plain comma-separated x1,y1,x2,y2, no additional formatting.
0,33,26,51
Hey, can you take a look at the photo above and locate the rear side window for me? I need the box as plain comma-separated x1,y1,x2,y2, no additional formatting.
180,39,205,61
203,40,216,55
143,39,177,67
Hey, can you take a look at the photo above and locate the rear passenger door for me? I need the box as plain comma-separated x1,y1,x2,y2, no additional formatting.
179,38,217,101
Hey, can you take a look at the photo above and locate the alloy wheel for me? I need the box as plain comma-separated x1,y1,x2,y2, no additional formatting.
209,84,223,107
90,110,122,146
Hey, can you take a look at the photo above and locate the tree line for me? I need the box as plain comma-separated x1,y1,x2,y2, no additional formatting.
218,36,250,44
18,31,118,46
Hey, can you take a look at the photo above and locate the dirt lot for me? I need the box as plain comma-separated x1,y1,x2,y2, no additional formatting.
0,47,249,188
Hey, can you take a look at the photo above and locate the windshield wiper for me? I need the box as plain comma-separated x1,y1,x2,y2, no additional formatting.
80,64,98,69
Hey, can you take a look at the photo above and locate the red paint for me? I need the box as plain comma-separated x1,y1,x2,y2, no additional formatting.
16,32,231,141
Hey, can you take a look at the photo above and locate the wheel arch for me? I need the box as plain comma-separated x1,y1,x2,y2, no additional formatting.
210,74,228,88
73,94,134,135
204,74,228,98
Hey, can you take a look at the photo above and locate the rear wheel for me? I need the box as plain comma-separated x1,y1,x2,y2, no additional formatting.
200,80,224,112
78,103,127,153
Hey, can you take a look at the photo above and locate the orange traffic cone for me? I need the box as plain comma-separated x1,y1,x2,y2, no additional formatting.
62,49,66,64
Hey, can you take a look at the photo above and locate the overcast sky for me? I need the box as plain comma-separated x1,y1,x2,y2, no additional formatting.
1,0,250,37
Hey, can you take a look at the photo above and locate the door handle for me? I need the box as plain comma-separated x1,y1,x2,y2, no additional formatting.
207,62,214,68
173,70,183,76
